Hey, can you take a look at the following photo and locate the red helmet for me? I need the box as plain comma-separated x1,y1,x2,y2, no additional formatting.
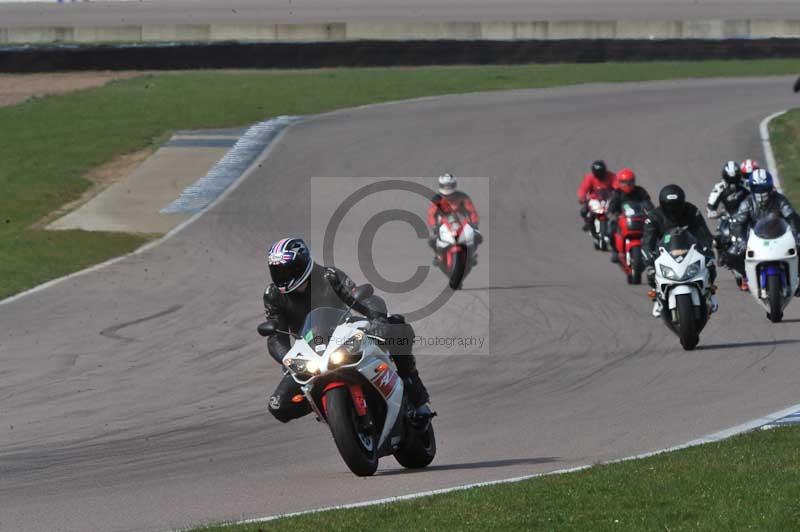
617,168,636,194
740,159,760,179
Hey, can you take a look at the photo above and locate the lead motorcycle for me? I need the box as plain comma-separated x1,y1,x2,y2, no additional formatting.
652,228,713,350
743,215,799,323
436,212,477,289
258,286,436,477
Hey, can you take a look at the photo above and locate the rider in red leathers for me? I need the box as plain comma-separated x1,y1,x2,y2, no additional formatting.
427,173,482,264
577,160,617,231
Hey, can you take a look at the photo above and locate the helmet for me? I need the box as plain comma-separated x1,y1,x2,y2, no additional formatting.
267,237,313,294
438,173,457,195
617,168,636,194
591,160,607,180
748,168,775,208
740,159,760,180
721,160,741,186
658,184,686,219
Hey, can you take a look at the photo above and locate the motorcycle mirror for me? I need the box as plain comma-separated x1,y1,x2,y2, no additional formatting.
353,284,374,302
257,321,277,337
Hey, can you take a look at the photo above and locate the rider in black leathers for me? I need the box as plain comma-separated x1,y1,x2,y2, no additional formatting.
726,169,800,293
707,161,751,285
261,237,432,423
643,185,718,316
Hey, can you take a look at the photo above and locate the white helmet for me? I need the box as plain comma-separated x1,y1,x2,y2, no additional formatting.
438,173,457,195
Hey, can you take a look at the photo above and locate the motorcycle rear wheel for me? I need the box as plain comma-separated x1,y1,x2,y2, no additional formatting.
676,294,699,351
326,387,379,476
394,422,436,469
767,274,784,323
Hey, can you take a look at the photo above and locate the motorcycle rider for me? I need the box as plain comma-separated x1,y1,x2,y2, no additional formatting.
707,161,751,287
727,169,800,295
643,184,718,318
262,237,433,423
577,160,617,231
428,173,482,265
607,168,653,263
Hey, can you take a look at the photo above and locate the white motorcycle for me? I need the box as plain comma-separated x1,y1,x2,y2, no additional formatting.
744,216,799,323
258,286,436,477
436,212,478,289
652,229,713,351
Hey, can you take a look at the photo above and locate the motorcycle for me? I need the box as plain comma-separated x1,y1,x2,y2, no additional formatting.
744,216,799,323
652,228,712,350
586,190,612,251
613,201,647,284
258,285,436,477
713,214,745,286
436,212,477,290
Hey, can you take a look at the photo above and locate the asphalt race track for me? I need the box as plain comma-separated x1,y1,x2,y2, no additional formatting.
2,78,800,532
1,0,800,26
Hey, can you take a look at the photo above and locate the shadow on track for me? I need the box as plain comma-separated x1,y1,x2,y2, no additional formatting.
377,457,559,476
696,339,800,351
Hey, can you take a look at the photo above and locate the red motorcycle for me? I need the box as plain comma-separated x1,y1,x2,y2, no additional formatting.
435,212,478,290
613,201,648,284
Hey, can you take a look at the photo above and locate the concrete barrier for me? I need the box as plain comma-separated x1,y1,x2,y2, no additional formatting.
3,38,800,73
1,19,800,45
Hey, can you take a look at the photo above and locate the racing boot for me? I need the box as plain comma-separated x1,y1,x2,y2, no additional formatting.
708,286,719,314
581,220,591,232
609,249,620,263
403,372,434,428
739,277,749,292
648,288,662,318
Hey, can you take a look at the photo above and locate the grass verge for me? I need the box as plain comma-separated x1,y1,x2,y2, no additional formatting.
3,60,800,299
192,424,800,532
769,108,800,205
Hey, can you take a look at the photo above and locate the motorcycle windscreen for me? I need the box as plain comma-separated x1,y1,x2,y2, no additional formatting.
753,216,789,240
661,229,698,260
299,307,348,346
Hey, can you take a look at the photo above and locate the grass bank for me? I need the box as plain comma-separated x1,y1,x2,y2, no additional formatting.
769,108,800,205
193,424,800,532
3,60,800,299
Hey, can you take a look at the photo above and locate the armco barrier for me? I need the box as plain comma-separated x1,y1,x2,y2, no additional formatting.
2,38,800,73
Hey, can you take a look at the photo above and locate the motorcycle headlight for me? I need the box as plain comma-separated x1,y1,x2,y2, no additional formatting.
285,357,320,376
660,264,679,280
329,332,364,367
683,260,702,280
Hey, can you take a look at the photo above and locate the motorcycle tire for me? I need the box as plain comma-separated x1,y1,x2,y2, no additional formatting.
767,274,784,323
630,247,644,285
449,250,466,290
394,422,436,469
325,387,379,477
599,220,609,251
676,293,699,351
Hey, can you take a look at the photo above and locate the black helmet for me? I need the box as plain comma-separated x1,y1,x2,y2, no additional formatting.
267,237,313,294
591,160,607,180
721,160,741,186
659,184,686,218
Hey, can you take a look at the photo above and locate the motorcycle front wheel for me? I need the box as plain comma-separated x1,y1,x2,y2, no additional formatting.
449,249,466,290
767,274,784,323
629,247,644,285
675,293,699,351
325,387,379,476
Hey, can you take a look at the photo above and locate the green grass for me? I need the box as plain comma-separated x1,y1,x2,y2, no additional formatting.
192,424,800,532
3,60,800,299
769,108,800,206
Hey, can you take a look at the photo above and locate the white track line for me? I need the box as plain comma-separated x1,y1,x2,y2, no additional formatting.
760,109,788,192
